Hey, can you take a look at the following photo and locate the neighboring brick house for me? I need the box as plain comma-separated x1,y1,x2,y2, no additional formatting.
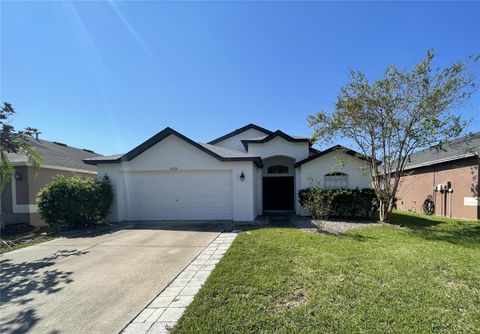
0,137,101,227
396,132,479,220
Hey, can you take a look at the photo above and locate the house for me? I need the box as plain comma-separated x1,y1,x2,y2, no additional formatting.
84,124,371,222
396,132,480,220
0,137,101,227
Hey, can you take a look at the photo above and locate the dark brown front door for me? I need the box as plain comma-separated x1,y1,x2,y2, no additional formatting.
263,177,294,211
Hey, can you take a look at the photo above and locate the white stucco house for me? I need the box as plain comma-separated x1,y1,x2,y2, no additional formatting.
84,124,371,222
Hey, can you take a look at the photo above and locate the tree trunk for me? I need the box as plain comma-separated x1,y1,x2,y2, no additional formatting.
378,200,390,223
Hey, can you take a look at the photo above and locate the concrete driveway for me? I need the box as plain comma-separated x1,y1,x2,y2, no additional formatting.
0,221,229,334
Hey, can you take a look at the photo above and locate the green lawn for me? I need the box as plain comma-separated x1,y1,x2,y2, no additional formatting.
173,212,480,334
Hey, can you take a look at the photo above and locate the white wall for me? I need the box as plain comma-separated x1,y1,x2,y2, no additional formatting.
247,137,310,162
97,134,257,222
298,151,371,215
214,128,268,152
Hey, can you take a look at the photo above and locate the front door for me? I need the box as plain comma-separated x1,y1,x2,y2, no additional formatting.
263,176,294,211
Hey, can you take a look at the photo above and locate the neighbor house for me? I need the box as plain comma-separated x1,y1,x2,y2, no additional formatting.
84,124,371,222
396,132,480,220
0,137,101,227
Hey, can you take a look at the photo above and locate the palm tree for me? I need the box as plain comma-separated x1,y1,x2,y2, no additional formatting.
0,102,43,189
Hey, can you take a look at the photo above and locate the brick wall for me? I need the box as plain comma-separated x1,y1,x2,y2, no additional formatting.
396,157,479,220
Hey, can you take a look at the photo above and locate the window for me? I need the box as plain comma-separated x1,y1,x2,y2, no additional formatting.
324,172,348,189
267,165,289,174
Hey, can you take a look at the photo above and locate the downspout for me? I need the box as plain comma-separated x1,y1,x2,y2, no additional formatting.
433,166,436,215
449,190,453,218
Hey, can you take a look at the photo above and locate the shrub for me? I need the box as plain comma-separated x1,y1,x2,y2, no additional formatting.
37,175,113,230
298,188,334,219
298,188,378,219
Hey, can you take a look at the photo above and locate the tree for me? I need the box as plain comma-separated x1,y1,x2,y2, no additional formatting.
308,51,478,222
0,102,43,189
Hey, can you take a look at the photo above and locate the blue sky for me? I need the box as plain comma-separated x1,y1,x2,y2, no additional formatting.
1,1,479,155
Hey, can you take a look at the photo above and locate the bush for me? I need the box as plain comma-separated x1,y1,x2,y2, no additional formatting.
298,188,378,219
297,188,334,219
37,175,113,230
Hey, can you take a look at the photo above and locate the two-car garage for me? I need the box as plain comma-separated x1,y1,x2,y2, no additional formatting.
86,128,259,222
120,170,234,221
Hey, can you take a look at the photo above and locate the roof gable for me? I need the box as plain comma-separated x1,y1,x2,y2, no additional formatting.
84,127,263,167
241,130,310,150
208,123,272,145
294,145,372,167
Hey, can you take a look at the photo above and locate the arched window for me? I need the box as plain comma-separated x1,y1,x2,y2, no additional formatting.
324,172,348,189
267,165,289,174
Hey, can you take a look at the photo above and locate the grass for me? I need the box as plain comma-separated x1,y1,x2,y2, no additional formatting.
0,226,54,254
173,212,480,334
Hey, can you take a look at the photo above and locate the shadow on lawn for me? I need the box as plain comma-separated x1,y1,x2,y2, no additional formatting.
0,249,87,334
389,212,480,247
341,233,378,242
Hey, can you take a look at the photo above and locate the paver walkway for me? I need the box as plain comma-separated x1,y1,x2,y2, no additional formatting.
122,232,238,334
0,221,228,334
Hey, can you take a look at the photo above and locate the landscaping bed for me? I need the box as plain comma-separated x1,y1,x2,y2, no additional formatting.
173,212,480,333
0,222,115,254
0,225,54,254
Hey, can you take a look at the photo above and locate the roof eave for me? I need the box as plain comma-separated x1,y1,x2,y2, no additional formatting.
208,124,273,145
402,152,478,171
83,127,264,168
294,145,377,167
241,131,310,150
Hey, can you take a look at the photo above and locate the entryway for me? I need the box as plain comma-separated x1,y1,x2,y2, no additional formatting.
263,176,294,211
261,155,296,212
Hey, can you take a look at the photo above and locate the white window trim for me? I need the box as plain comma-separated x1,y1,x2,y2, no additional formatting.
11,175,37,214
324,172,349,189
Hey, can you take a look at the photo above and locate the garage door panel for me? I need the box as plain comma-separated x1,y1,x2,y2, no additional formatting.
121,170,233,220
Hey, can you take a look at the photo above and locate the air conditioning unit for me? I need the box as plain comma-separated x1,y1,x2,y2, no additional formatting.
434,184,447,192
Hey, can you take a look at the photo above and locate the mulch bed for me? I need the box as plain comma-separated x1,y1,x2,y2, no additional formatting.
294,217,381,234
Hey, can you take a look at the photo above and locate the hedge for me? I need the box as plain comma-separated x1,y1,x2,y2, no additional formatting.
298,188,378,219
37,175,113,230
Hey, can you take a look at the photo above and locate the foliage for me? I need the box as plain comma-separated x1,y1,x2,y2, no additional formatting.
297,187,333,219
173,212,480,334
37,175,113,230
298,188,378,219
0,102,43,188
307,50,478,222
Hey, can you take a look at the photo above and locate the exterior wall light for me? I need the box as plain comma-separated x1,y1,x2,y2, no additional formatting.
240,172,245,181
14,171,22,181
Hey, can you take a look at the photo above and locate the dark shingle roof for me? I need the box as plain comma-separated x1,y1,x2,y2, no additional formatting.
198,143,259,158
83,154,123,162
403,132,480,170
7,138,101,172
241,130,310,150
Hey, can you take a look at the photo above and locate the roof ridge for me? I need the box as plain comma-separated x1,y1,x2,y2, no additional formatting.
207,123,272,145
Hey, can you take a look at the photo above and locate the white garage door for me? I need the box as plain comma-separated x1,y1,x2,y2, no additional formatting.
121,170,233,220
